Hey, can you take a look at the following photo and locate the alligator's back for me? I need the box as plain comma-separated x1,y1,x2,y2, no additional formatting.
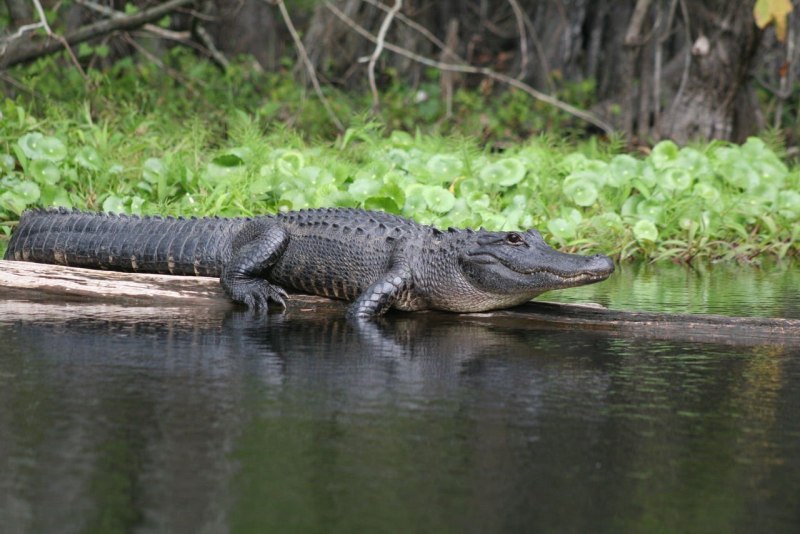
3,207,431,284
4,208,247,276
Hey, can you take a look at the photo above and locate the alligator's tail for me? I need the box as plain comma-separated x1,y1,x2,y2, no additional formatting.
4,208,248,277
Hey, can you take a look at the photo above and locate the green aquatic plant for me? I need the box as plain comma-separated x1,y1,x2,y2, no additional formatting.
0,88,798,262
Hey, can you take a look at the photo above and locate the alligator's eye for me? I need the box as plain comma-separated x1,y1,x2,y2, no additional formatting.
506,232,524,245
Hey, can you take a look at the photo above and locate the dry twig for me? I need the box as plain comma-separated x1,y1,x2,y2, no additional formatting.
325,1,614,134
271,0,345,132
362,0,459,61
507,0,529,78
0,0,195,68
366,0,402,111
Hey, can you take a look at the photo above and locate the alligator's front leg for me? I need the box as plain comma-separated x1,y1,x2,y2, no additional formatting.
221,220,289,310
347,261,414,320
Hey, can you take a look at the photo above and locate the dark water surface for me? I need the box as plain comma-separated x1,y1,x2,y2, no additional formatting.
1,262,799,533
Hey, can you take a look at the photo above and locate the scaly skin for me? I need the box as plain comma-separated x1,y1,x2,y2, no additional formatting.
4,207,615,318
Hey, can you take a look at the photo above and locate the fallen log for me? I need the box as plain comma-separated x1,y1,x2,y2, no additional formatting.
0,258,228,305
1,260,799,343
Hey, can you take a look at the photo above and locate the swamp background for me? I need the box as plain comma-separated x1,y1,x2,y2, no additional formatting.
2,2,800,533
1,0,800,261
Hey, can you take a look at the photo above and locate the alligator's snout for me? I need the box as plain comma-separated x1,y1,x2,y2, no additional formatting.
583,254,615,278
549,253,614,282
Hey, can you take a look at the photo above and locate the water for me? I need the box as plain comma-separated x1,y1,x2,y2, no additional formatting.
545,260,800,318
1,262,799,533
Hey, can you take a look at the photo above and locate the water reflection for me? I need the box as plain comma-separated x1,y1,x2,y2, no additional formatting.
547,260,800,318
1,304,799,532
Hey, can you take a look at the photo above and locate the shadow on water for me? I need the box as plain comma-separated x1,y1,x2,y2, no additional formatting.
1,297,799,533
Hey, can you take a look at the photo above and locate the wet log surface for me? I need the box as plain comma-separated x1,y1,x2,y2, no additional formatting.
1,260,799,344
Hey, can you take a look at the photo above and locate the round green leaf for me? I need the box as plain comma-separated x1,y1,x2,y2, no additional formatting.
608,155,640,187
275,150,304,175
466,191,491,210
379,180,406,207
565,208,583,225
633,220,658,242
18,133,67,162
40,184,73,209
0,191,27,215
14,181,40,204
426,154,462,181
102,195,127,214
694,183,721,205
205,160,243,182
650,140,679,169
480,158,527,187
636,199,663,223
547,218,576,240
422,186,455,213
403,184,428,214
658,168,692,192
280,190,312,210
724,161,760,190
0,154,14,172
561,153,590,173
563,177,598,207
777,190,800,219
143,158,166,182
348,177,382,202
75,146,102,171
299,166,335,187
30,160,61,184
590,212,624,233
386,148,410,166
621,195,641,217
365,196,401,213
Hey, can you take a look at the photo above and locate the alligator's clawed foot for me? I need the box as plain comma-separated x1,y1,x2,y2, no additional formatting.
227,279,288,311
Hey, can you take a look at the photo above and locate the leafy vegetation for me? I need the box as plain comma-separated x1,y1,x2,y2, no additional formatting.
1,54,798,262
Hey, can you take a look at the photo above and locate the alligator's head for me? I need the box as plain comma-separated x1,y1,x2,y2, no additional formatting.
451,228,614,311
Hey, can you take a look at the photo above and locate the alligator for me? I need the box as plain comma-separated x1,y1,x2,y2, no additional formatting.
3,207,615,318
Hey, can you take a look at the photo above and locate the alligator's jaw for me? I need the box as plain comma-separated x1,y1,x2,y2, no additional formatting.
529,254,616,290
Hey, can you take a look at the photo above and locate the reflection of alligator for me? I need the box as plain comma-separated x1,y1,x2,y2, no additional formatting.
4,207,614,317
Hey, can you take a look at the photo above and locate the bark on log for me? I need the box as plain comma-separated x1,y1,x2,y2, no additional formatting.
0,258,228,304
1,260,798,345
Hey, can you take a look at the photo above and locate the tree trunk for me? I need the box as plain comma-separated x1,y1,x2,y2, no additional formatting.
5,0,33,26
658,0,762,143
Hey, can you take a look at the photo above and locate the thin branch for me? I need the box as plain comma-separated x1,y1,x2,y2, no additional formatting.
30,0,53,34
121,33,198,92
77,0,191,42
624,0,653,46
0,0,195,68
361,0,458,61
0,70,36,94
271,0,344,132
653,0,679,129
520,9,555,92
671,0,693,111
774,20,795,129
2,20,46,44
325,1,614,134
367,0,402,111
507,0,529,79
195,24,230,70
28,0,88,79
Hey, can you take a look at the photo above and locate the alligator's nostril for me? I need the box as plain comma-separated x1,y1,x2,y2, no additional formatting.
590,254,615,273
